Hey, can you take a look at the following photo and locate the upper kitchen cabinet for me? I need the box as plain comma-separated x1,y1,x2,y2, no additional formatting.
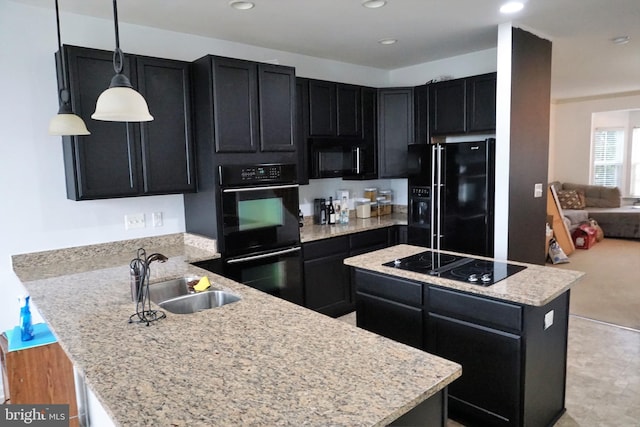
295,78,310,184
377,87,414,178
466,73,497,132
195,55,295,155
308,79,361,138
59,45,195,200
428,72,496,137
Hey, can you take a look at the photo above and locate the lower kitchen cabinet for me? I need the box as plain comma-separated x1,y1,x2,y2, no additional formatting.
352,269,570,427
303,227,394,317
0,334,79,426
303,236,351,317
354,269,423,349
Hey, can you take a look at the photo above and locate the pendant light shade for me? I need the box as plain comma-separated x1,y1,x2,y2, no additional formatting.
49,103,91,135
92,0,153,122
49,0,90,136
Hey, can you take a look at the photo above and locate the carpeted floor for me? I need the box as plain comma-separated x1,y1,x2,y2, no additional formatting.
552,237,640,331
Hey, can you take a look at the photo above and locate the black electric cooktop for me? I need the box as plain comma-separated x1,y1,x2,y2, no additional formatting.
383,250,526,286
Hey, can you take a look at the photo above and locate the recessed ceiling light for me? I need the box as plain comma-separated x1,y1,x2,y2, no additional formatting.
500,1,524,14
229,1,255,10
612,36,630,45
378,38,397,45
362,0,387,8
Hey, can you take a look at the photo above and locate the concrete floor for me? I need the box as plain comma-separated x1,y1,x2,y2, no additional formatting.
338,313,640,426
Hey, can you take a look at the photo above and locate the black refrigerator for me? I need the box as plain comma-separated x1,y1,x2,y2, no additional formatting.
407,139,495,257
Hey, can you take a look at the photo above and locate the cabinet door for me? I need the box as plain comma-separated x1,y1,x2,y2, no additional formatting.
336,84,360,137
308,80,336,137
429,79,466,135
212,57,258,153
295,78,310,184
360,86,378,178
378,88,414,178
414,84,430,144
428,313,521,427
356,292,423,349
63,46,141,200
304,254,351,317
137,57,195,194
467,73,497,132
258,64,296,152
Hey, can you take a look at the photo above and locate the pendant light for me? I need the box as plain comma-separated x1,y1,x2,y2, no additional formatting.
91,0,153,122
48,0,90,136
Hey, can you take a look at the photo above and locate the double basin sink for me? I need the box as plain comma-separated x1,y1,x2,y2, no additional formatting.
148,276,241,314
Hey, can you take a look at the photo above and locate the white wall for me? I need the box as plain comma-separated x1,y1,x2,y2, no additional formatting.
549,92,640,185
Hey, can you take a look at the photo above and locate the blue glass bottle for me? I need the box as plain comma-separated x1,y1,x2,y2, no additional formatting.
20,296,34,341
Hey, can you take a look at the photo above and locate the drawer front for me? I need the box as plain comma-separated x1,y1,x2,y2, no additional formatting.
349,228,389,252
428,286,522,332
355,269,422,307
303,236,349,260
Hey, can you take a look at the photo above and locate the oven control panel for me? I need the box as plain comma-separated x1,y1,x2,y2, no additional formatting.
219,163,297,187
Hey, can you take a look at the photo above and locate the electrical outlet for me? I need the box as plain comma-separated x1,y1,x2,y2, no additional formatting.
125,213,145,230
152,212,163,227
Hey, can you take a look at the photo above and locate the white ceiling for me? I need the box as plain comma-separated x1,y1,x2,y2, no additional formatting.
11,0,640,100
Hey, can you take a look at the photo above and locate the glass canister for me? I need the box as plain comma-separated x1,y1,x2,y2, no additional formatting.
370,201,379,217
379,189,393,203
379,199,392,215
364,187,378,202
355,198,371,218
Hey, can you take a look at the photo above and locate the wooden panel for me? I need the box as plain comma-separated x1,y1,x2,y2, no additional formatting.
546,186,575,255
1,336,78,425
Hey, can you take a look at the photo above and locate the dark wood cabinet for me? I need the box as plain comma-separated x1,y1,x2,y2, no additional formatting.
258,64,296,152
137,56,195,194
377,88,414,178
308,79,360,138
303,236,351,317
352,269,570,427
354,269,423,349
295,78,310,184
429,73,496,137
466,73,497,132
59,45,195,200
413,84,430,144
429,79,467,135
211,57,258,153
208,57,296,154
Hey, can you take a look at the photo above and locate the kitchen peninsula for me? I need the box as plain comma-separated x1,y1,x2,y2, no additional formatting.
345,245,585,427
12,233,460,426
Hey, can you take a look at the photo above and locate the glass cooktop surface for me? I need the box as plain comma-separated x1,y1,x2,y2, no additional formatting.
383,250,526,286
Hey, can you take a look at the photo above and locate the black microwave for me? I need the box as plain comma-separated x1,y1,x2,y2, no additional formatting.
308,139,376,180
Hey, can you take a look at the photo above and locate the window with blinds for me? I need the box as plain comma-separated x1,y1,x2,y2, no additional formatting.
592,128,624,188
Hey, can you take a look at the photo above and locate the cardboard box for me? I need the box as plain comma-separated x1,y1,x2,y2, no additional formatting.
572,224,597,249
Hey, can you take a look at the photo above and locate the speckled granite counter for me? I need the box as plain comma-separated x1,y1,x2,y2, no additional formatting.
344,244,585,306
300,213,406,243
12,233,461,426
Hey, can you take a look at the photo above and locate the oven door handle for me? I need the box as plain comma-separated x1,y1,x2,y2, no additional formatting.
222,184,299,193
226,246,301,264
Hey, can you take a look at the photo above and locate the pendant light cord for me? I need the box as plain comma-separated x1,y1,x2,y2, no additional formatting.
55,0,70,104
111,0,124,74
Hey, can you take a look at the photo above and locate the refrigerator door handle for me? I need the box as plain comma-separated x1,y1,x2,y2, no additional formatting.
430,144,438,251
436,145,443,252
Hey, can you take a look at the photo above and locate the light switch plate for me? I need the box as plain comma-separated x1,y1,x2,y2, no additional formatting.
534,183,543,198
544,310,554,330
152,212,163,227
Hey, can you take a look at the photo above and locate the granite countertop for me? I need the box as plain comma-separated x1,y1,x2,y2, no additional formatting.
300,213,406,243
13,233,461,427
344,244,585,306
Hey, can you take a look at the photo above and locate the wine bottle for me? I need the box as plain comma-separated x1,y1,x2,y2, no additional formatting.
328,197,336,225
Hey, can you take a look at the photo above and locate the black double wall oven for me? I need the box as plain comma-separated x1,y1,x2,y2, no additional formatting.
218,163,303,305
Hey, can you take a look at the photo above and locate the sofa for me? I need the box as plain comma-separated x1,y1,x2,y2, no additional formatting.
551,182,640,239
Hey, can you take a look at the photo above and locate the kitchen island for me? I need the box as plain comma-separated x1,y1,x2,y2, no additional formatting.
345,244,585,427
12,234,461,426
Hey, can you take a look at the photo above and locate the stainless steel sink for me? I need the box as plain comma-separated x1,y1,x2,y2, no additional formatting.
158,290,241,314
148,276,198,304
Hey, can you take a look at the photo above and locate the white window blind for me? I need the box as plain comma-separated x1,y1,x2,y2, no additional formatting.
630,127,640,196
592,128,624,188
